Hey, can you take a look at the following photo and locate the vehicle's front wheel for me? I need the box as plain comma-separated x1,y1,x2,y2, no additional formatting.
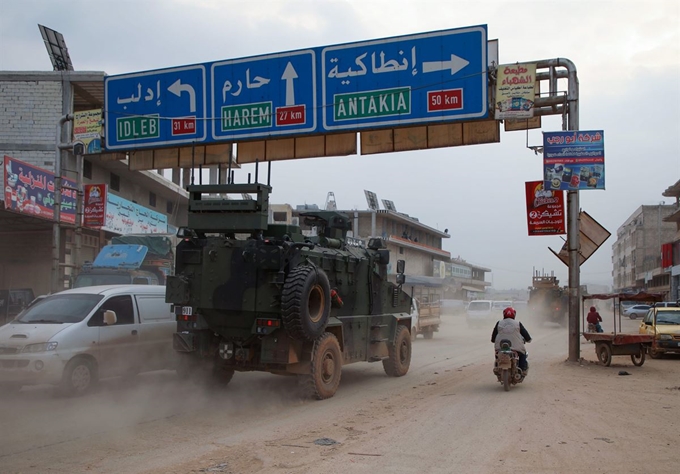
60,358,97,396
383,325,411,377
649,346,663,359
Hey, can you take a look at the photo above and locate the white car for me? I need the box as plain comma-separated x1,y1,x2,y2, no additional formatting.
623,304,651,320
0,285,177,395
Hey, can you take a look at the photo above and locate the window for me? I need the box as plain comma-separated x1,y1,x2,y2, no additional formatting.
83,160,92,179
110,172,120,191
166,200,173,214
90,295,135,326
399,246,404,255
273,211,287,222
149,192,157,207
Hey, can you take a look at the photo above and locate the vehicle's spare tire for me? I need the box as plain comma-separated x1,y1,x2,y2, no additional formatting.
281,265,331,341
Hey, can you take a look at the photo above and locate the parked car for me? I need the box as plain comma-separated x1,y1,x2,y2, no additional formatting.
0,285,177,395
639,307,680,358
653,302,680,308
623,304,651,319
0,288,35,326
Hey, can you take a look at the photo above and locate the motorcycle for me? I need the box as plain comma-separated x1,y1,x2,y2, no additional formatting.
493,339,528,391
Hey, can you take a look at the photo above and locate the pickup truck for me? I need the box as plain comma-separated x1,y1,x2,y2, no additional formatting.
410,298,442,340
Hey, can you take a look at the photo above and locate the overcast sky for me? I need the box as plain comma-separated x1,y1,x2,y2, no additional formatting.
1,0,678,290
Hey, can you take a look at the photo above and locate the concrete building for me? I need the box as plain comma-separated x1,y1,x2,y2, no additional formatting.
611,204,676,297
662,180,680,301
0,71,189,296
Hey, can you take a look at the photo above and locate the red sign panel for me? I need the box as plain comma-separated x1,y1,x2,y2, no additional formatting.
662,242,673,269
525,181,566,236
171,117,196,136
427,89,463,112
83,184,107,228
276,105,306,126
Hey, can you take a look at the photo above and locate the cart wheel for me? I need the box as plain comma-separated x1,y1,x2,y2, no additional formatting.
631,348,645,367
596,343,612,367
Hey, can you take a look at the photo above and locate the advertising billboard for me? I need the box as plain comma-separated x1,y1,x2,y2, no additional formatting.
525,181,566,236
543,131,605,191
3,155,76,224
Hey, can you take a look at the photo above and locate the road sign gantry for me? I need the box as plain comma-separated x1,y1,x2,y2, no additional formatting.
104,25,487,151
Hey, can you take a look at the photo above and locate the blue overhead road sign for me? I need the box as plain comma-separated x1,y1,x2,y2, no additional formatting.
103,25,488,151
322,26,487,131
105,65,207,150
211,50,316,141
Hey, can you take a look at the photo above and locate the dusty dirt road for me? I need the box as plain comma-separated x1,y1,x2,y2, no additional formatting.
1,313,678,474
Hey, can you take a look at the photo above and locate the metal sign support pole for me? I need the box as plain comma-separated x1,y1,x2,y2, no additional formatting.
564,59,581,362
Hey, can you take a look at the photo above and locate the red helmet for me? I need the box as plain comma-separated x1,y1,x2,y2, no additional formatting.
503,307,516,319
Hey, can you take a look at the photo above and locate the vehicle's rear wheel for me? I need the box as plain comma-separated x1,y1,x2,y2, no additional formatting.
281,265,331,341
299,332,342,400
502,369,510,391
60,358,97,396
423,328,434,340
596,343,612,367
631,348,645,367
649,346,663,359
383,325,411,377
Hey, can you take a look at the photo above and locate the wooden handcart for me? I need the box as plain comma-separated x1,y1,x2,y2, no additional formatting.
581,291,664,367
582,332,654,366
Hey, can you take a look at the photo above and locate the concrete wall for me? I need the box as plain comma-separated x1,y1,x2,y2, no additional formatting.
0,80,63,184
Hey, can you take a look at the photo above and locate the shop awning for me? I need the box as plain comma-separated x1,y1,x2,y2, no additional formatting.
461,285,482,292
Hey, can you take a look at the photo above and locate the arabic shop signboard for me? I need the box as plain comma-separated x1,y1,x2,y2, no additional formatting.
103,192,168,235
83,184,107,228
73,109,103,154
2,155,76,224
525,181,565,236
105,25,488,150
543,130,605,191
495,63,536,120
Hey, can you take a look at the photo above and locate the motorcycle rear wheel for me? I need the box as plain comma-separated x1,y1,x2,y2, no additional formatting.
502,369,510,391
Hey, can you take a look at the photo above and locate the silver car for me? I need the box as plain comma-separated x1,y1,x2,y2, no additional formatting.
624,304,651,320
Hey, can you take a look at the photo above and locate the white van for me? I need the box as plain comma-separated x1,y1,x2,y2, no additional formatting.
0,285,176,395
466,300,495,326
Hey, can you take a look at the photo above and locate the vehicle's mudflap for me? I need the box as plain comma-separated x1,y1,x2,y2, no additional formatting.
173,332,195,352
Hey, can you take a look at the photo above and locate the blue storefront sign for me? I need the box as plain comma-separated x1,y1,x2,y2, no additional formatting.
543,131,605,191
103,193,168,234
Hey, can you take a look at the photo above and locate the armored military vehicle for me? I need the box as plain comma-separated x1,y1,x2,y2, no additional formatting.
528,272,568,325
166,173,412,399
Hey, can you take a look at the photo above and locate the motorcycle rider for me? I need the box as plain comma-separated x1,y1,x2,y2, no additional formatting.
491,307,532,372
586,306,604,333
